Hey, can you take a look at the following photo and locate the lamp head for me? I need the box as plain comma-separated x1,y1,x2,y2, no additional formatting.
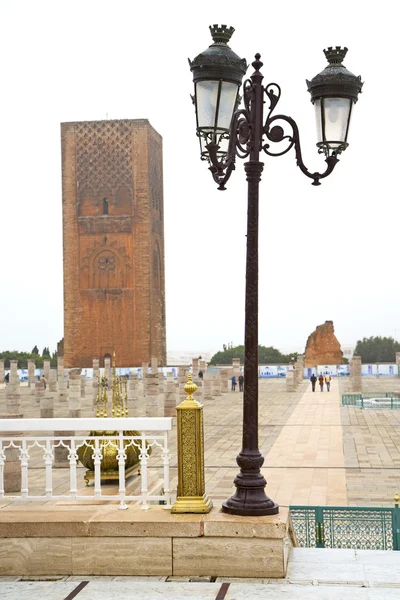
189,25,247,162
306,47,363,156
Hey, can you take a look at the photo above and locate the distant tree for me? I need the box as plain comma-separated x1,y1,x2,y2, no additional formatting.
211,345,245,365
210,344,293,365
0,350,45,369
31,345,39,355
50,350,58,368
354,336,400,363
42,346,51,358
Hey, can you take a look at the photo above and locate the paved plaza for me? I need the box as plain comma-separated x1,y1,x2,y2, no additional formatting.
1,376,400,596
1,376,400,508
1,548,400,598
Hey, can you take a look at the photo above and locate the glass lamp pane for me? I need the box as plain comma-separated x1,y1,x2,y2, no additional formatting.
196,81,219,130
217,135,229,154
217,81,239,130
199,133,229,162
322,97,352,147
199,135,210,160
314,99,323,143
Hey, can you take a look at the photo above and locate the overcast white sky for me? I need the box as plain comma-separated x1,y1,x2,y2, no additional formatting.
0,0,398,357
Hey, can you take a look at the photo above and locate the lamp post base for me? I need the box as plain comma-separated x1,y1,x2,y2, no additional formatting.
222,471,279,516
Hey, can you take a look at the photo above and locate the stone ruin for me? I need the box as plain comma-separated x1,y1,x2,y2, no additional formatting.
304,320,343,367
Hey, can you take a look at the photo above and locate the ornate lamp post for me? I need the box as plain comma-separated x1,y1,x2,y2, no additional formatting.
189,25,363,516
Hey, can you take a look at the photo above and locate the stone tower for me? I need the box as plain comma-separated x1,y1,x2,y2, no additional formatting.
304,320,343,367
62,119,166,367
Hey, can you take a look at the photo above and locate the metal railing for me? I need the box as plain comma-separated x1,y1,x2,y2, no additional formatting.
0,417,172,510
342,392,400,409
290,504,400,550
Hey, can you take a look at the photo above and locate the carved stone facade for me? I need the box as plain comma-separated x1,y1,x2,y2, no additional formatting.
304,320,343,367
62,119,166,367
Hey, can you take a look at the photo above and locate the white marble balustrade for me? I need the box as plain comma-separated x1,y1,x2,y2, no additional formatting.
0,417,172,510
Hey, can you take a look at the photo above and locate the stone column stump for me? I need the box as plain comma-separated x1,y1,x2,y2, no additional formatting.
27,360,36,388
350,356,362,392
69,370,82,419
145,374,160,417
202,373,214,400
49,370,58,393
35,380,46,405
296,356,304,382
6,363,21,415
55,369,81,467
220,369,229,393
104,357,111,387
232,358,241,379
80,374,86,398
286,369,296,392
128,373,139,416
212,374,222,396
199,360,207,375
142,363,149,396
92,358,100,407
158,371,165,394
192,358,199,379
0,414,22,492
164,372,177,417
40,395,54,419
43,360,50,382
57,357,68,403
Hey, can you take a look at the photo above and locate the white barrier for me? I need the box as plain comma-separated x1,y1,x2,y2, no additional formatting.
0,417,172,510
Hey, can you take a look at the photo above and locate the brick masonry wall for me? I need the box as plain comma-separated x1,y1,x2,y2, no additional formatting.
62,119,166,367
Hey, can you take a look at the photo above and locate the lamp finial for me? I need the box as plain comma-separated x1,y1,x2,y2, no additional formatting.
324,46,348,65
209,24,235,45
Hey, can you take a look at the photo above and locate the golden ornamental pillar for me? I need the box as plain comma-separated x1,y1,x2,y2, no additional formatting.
171,374,212,513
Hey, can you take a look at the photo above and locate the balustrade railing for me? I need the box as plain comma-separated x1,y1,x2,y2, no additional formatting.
0,417,172,510
290,505,400,550
342,392,400,409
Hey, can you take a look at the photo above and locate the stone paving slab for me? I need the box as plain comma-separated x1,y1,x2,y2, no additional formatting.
2,572,400,599
0,582,396,600
0,548,400,600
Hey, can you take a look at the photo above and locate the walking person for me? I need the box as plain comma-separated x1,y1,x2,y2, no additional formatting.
231,375,237,391
310,373,317,392
318,374,324,392
238,374,244,392
41,374,47,390
325,373,331,392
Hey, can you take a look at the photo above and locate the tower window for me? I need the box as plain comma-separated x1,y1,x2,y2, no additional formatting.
103,198,109,215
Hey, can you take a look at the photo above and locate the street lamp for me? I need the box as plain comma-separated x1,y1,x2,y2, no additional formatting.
189,25,363,516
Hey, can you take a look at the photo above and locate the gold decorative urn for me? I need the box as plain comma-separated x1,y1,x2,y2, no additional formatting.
77,353,149,484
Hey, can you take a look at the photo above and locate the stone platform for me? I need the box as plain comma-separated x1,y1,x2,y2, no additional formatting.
1,548,400,599
0,504,294,578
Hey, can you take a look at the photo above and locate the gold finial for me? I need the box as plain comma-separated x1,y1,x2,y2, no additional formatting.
96,373,101,417
124,377,129,417
395,493,399,506
102,374,108,417
184,374,198,399
175,373,201,410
